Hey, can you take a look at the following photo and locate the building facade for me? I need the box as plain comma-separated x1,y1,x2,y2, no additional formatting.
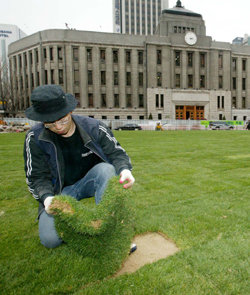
113,0,169,35
8,1,250,120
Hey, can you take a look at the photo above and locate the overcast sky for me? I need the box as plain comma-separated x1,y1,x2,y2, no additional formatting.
1,0,249,43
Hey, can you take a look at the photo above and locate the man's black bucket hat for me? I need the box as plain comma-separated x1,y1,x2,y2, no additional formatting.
25,85,77,122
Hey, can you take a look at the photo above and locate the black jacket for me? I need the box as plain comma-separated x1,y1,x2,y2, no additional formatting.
24,115,132,205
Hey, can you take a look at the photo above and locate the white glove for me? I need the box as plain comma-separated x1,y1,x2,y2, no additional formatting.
119,169,135,189
44,196,54,214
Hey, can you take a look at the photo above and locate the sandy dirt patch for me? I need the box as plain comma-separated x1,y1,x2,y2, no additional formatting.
115,232,179,276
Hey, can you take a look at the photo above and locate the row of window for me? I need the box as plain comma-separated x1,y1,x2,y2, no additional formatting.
12,47,249,75
232,77,247,90
155,73,206,88
93,115,146,120
86,93,144,108
86,70,143,86
173,26,195,34
232,58,247,71
14,68,248,92
232,97,247,109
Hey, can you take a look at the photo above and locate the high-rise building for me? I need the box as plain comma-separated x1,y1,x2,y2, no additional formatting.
113,0,169,35
0,24,26,66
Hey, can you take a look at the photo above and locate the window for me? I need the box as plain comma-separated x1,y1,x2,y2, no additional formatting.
139,72,143,86
139,94,144,107
200,53,205,67
88,70,93,85
102,116,107,120
155,93,164,108
58,47,63,60
218,53,223,68
43,48,47,59
87,48,92,62
126,94,132,108
232,97,236,108
157,72,162,87
187,52,193,67
200,75,205,88
101,94,106,107
101,71,106,85
88,93,93,107
175,74,181,88
175,51,181,66
217,96,224,109
242,78,246,90
113,50,118,63
127,115,132,120
160,94,164,108
157,50,162,65
242,97,246,109
59,69,63,84
100,49,106,62
138,51,143,64
74,69,79,85
75,93,80,106
188,75,193,88
126,50,131,64
114,94,119,107
217,96,220,108
50,47,53,61
219,76,223,89
45,70,48,84
29,51,33,65
232,58,237,71
156,94,159,108
232,77,236,90
23,53,27,67
242,59,247,71
73,47,79,62
158,114,162,120
31,73,34,88
115,116,120,120
114,71,119,85
126,72,131,86
36,71,40,85
51,70,55,84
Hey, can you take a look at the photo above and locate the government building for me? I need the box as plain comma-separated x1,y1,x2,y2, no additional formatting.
8,1,250,121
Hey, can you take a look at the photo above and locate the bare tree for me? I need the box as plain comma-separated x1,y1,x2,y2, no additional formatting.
0,59,15,116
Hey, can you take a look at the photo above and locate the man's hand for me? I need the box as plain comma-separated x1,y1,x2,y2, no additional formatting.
44,196,54,214
119,169,135,189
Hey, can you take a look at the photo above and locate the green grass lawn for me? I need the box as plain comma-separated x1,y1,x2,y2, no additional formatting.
0,130,249,295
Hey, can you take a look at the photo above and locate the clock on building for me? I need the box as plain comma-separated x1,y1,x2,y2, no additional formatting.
185,31,197,45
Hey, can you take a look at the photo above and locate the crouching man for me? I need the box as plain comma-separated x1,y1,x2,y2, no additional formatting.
24,85,135,248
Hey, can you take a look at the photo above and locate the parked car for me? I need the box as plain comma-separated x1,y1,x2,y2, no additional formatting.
209,122,234,130
114,124,142,131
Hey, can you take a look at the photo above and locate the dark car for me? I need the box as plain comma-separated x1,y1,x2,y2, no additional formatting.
209,122,234,130
115,124,142,131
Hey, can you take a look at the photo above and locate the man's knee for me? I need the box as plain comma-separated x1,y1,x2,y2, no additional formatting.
98,163,116,178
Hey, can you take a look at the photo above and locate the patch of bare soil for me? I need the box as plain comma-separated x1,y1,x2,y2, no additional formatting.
115,232,179,277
